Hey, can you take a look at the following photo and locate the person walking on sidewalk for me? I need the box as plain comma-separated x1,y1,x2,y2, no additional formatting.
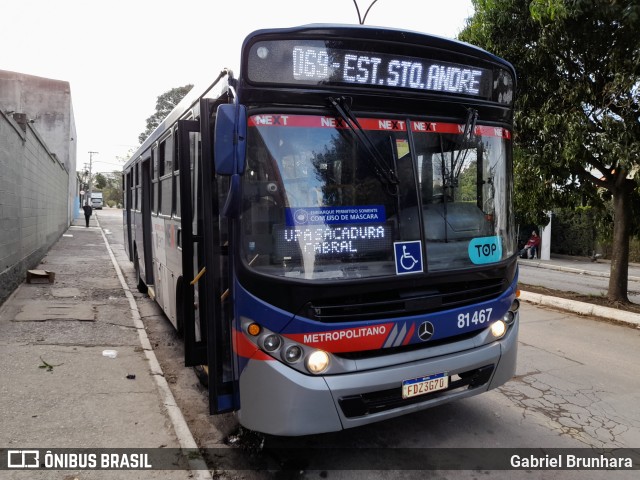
82,203,93,228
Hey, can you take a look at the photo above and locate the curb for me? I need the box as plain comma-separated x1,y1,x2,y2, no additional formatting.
519,291,640,328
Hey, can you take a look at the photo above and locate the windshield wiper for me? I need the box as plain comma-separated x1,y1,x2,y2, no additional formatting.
439,107,479,195
453,108,478,179
328,96,399,195
438,108,478,243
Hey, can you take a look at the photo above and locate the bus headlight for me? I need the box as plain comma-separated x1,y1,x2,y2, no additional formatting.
263,334,281,352
490,320,507,339
284,345,303,363
502,310,515,325
306,350,330,374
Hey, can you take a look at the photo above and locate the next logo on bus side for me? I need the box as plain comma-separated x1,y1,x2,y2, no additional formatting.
412,121,437,132
251,115,290,126
249,115,407,131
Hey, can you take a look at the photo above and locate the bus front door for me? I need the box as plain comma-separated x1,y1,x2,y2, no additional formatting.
178,112,237,414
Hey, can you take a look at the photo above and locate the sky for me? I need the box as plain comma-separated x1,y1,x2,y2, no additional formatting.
1,0,474,175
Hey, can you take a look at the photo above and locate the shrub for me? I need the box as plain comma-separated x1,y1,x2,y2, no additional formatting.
549,208,597,257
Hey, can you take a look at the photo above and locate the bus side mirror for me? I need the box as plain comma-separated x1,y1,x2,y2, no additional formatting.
214,103,247,175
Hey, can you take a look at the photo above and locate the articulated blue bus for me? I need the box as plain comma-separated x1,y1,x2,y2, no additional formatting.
123,24,520,436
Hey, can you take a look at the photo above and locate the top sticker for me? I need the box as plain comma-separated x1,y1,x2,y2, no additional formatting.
468,236,503,264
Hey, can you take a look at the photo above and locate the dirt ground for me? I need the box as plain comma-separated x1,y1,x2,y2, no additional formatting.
519,283,640,315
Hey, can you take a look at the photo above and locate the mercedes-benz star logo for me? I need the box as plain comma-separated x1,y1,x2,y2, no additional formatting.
418,321,435,341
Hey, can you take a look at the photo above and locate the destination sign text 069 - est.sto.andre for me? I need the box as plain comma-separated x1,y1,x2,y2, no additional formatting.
292,46,488,96
247,40,493,98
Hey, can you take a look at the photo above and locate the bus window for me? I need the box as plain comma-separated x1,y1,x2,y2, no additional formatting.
173,129,180,217
411,124,514,271
160,175,173,217
241,114,415,280
163,135,174,173
152,148,158,214
159,138,173,217
174,171,181,218
135,163,140,210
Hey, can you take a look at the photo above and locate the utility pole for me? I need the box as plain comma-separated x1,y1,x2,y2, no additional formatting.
87,151,98,205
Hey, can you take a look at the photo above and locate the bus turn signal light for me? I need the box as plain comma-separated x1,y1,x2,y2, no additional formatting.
247,323,261,336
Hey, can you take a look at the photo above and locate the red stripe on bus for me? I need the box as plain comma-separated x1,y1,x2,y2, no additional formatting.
284,323,395,353
233,329,271,361
248,115,407,131
403,323,416,345
411,121,511,138
247,115,509,138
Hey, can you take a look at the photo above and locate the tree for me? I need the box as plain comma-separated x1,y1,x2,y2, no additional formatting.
460,0,640,303
94,173,107,191
138,84,193,144
101,171,123,207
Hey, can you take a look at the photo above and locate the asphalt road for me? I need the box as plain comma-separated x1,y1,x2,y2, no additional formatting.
97,208,640,479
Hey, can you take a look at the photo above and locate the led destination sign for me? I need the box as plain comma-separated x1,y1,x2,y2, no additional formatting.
273,223,393,260
247,40,494,99
293,46,485,95
274,206,391,260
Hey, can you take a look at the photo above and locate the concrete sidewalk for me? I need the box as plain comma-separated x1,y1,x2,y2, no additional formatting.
0,215,210,479
518,256,640,328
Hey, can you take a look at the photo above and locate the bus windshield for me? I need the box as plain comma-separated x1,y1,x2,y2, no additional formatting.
240,114,513,280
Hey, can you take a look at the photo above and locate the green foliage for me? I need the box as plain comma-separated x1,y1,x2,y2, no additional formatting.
460,0,640,299
512,147,553,226
460,0,640,198
550,207,598,257
529,0,569,21
550,205,640,262
138,84,193,144
94,173,107,190
457,160,477,202
602,237,640,263
99,171,123,207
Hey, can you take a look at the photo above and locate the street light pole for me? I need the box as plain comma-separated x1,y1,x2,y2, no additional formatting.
87,151,98,205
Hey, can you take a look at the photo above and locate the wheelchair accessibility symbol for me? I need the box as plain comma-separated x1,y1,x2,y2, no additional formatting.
394,241,423,275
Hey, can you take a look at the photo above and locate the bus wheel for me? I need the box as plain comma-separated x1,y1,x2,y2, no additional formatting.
134,249,147,294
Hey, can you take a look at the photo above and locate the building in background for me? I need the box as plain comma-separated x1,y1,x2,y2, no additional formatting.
0,69,77,304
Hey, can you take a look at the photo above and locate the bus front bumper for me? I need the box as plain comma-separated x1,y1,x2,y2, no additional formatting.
237,319,518,436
